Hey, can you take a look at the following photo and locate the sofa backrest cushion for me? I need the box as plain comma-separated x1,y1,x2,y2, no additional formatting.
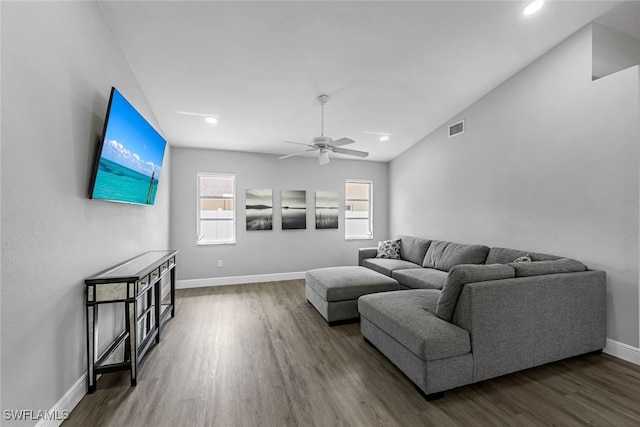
436,264,515,321
508,258,587,277
398,235,432,265
485,247,560,265
422,240,489,271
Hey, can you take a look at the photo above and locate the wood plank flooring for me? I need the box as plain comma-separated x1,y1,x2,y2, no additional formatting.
64,280,640,427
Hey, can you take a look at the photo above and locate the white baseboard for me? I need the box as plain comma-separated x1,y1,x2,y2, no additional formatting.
35,373,87,427
176,271,305,289
603,338,640,365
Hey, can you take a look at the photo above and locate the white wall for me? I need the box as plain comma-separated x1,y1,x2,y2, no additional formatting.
170,148,388,282
593,22,640,79
1,2,170,424
389,25,640,348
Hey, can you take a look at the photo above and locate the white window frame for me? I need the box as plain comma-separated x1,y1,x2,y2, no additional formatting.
196,172,236,245
344,179,373,240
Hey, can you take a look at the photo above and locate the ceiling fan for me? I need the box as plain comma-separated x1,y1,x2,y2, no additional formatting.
279,94,369,165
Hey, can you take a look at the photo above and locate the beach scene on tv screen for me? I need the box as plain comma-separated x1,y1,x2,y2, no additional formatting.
92,90,166,205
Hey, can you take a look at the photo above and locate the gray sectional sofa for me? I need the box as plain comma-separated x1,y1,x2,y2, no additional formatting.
356,235,606,399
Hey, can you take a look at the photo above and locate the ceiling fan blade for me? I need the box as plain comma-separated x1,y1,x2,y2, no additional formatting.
279,149,314,160
331,137,355,147
332,147,369,158
283,140,313,147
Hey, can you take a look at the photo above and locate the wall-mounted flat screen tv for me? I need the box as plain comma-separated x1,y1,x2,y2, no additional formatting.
90,87,166,205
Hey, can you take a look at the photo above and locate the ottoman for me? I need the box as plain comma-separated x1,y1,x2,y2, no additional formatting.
305,266,400,325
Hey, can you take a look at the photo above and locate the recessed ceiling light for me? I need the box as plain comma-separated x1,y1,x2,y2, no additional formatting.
176,110,219,124
365,131,391,141
524,0,544,16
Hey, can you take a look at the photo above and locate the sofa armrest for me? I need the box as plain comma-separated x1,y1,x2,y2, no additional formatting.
452,270,606,382
358,247,378,266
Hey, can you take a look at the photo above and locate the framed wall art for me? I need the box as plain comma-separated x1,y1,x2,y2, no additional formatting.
315,190,339,229
246,189,273,231
281,190,306,230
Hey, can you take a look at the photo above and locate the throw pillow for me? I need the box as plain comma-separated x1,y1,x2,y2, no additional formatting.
513,255,532,263
376,239,401,259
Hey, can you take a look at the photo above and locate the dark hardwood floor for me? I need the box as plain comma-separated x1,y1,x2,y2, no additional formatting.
65,280,640,426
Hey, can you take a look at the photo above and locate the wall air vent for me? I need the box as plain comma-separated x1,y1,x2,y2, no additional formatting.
448,119,465,138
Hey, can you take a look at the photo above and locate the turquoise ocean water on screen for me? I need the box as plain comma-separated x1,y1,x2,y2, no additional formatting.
92,157,159,204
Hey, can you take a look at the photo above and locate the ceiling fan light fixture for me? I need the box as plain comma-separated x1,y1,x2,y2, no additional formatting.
319,150,330,165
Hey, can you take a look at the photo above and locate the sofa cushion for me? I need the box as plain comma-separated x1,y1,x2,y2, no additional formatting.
422,240,489,271
485,247,560,265
398,235,432,265
436,264,515,321
376,239,401,259
362,258,421,277
358,290,470,361
508,258,587,277
392,268,448,290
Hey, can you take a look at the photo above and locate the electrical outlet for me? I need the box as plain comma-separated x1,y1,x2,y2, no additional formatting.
217,259,223,268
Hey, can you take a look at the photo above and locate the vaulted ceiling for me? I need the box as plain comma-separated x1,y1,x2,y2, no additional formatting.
100,1,622,162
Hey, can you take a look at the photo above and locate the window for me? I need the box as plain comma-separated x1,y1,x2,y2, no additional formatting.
345,180,372,239
197,173,235,244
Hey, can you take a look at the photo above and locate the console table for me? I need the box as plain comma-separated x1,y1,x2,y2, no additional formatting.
84,250,177,393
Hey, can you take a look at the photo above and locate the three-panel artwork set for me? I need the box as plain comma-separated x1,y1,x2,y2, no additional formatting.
245,189,339,231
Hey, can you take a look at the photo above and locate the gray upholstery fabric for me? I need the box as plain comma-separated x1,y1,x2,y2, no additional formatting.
398,235,432,265
436,264,515,321
355,238,606,397
358,290,470,361
485,247,560,264
422,240,489,271
361,258,421,277
508,258,587,277
451,270,606,382
306,285,361,323
392,268,448,290
358,247,378,266
305,266,399,302
361,317,474,394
